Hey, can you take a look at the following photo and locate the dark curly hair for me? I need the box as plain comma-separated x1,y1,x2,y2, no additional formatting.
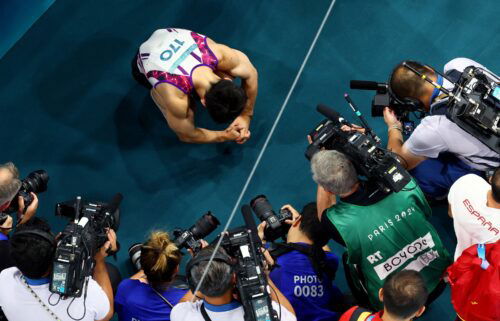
205,80,247,123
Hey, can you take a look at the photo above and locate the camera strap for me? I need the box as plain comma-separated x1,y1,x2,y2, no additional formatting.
150,286,174,308
200,303,213,321
21,276,62,321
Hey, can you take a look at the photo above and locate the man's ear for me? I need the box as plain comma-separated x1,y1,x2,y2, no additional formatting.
415,306,426,317
378,288,384,302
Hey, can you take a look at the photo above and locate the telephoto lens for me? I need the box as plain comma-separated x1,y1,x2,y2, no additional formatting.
190,212,221,239
128,243,142,271
250,195,281,230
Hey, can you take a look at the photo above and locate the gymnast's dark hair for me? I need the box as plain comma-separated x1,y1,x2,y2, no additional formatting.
205,79,247,123
299,202,335,281
492,166,500,203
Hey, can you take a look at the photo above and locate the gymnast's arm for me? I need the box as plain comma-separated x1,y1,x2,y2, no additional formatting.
210,40,258,120
153,88,240,143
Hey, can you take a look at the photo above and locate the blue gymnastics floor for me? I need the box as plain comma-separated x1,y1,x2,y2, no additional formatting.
1,1,499,320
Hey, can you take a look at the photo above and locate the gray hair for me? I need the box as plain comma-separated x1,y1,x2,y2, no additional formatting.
190,247,233,297
0,162,21,206
311,150,358,194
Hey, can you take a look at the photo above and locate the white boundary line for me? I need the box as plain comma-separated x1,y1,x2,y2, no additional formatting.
192,0,337,299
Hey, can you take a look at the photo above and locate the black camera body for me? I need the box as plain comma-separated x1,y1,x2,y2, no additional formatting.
350,80,417,134
306,105,412,193
173,212,220,254
4,170,49,214
50,194,122,297
219,210,277,321
250,195,292,242
446,66,500,153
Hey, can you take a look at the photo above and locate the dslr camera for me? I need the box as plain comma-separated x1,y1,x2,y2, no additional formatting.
250,195,291,242
4,170,49,214
50,193,122,297
173,212,220,254
306,104,412,193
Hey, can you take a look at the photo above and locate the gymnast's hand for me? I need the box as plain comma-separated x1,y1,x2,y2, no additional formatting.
228,115,251,144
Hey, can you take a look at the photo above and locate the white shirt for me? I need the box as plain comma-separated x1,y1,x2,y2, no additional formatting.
171,300,296,321
405,58,500,170
0,267,109,321
448,174,500,260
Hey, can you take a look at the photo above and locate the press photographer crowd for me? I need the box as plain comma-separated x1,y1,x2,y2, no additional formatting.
0,57,498,321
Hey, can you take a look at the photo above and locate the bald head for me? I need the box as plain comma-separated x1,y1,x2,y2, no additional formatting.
0,162,21,207
389,61,436,109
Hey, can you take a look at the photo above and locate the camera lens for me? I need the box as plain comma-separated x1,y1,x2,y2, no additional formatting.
23,170,49,193
128,243,142,271
190,212,220,240
250,195,274,221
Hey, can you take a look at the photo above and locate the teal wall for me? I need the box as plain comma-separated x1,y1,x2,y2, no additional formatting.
0,0,55,59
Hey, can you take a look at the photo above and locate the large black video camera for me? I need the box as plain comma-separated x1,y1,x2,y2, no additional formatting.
306,104,412,193
4,170,49,214
50,194,122,297
440,66,500,153
250,195,291,242
173,212,220,254
349,80,418,134
219,205,278,321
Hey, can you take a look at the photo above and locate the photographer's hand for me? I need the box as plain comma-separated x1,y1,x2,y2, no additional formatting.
257,222,267,244
95,229,117,261
280,204,300,225
94,229,116,321
17,192,38,225
341,124,366,134
0,215,13,236
383,107,402,128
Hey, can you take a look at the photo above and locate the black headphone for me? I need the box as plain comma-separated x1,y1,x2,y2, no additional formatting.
185,249,235,292
387,60,428,112
12,229,56,247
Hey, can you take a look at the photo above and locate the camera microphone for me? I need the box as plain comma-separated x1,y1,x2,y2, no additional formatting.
106,193,123,214
241,205,258,236
316,104,349,126
350,80,388,92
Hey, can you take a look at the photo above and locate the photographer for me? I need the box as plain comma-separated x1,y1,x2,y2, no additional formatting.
0,162,39,272
115,231,191,320
171,246,297,321
312,150,451,310
339,270,428,321
257,202,343,321
448,166,500,260
0,218,116,321
384,58,499,198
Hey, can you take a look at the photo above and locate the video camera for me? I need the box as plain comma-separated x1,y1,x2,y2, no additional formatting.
250,195,291,242
219,205,278,321
4,170,49,214
306,103,412,193
349,80,418,134
50,193,122,297
173,212,220,254
403,63,500,153
187,205,278,321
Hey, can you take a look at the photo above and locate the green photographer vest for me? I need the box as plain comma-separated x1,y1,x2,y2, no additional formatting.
326,179,451,309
